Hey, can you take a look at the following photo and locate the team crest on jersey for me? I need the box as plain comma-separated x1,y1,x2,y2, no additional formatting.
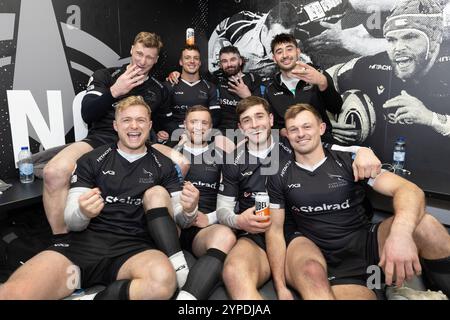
198,90,208,99
143,90,157,102
244,192,256,198
327,173,348,189
139,168,154,184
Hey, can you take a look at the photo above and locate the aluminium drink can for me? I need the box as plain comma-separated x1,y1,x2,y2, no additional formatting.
186,28,195,45
255,192,270,222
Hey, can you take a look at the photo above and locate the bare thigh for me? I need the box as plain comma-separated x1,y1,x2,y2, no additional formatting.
46,141,93,169
332,284,377,300
226,238,271,287
3,250,75,299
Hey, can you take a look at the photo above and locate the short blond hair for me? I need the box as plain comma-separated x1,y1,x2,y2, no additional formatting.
115,96,151,119
133,32,163,52
284,104,322,123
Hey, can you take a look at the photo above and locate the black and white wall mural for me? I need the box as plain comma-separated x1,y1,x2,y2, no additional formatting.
207,0,450,197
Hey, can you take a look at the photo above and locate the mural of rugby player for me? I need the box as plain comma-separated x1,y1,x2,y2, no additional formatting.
208,1,402,76
208,2,303,78
328,0,450,194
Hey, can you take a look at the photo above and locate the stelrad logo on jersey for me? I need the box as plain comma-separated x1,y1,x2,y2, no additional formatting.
219,98,238,106
105,196,143,206
292,199,350,214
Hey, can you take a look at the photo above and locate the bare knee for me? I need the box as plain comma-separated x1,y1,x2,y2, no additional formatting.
206,226,236,253
414,214,450,256
298,259,328,282
222,256,249,286
142,262,176,299
222,256,260,299
415,214,440,239
142,186,170,209
43,159,75,190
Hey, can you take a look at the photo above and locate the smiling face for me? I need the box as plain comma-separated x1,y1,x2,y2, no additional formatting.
180,48,201,75
129,42,159,76
238,104,273,146
272,41,301,72
386,30,429,80
285,109,325,156
114,104,152,154
219,52,243,77
184,110,212,145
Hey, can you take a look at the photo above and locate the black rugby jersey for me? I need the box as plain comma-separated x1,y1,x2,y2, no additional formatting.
264,70,342,143
208,70,263,131
182,144,223,213
82,65,171,136
267,148,370,252
219,136,293,214
70,144,182,236
164,78,220,129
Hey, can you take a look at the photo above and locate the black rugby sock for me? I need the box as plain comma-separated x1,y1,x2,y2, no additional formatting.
177,248,226,300
145,207,181,256
145,207,188,288
421,256,450,297
94,279,131,300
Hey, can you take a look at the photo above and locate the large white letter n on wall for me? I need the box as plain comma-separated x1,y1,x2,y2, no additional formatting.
7,90,66,166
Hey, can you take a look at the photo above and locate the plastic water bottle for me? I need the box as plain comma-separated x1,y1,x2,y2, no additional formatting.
392,137,406,170
18,146,34,184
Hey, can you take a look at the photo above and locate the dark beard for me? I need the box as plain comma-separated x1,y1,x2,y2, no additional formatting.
223,67,240,77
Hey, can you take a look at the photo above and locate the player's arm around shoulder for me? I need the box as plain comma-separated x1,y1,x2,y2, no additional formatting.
352,147,381,181
330,144,382,181
152,143,190,177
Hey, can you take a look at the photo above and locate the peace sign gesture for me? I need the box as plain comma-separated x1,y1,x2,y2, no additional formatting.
291,61,328,91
